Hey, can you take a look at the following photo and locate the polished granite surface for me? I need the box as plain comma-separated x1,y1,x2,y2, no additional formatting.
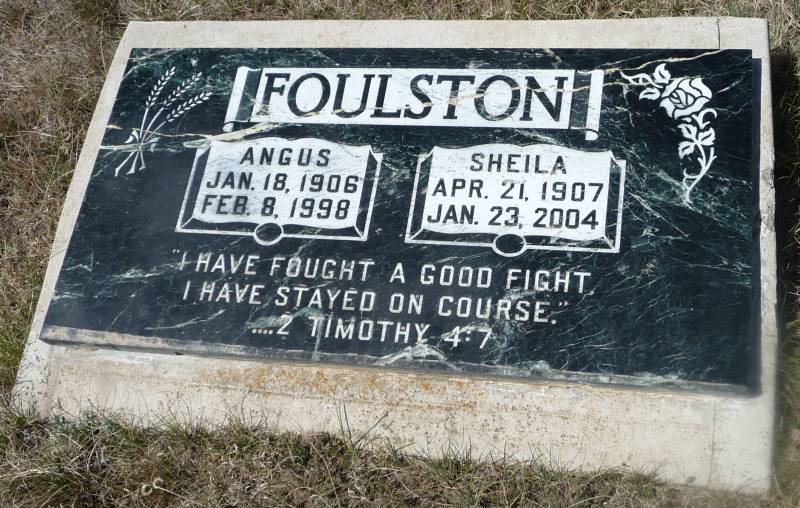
43,48,759,388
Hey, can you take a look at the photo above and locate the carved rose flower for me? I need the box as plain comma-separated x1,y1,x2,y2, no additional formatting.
658,77,712,119
621,63,718,202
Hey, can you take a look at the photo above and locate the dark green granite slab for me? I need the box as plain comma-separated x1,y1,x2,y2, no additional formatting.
42,48,759,389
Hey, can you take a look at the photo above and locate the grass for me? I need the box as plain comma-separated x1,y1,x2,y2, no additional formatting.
0,407,749,507
1,0,799,506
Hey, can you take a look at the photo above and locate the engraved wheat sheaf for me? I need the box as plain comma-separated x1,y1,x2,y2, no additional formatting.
621,63,717,203
114,67,210,176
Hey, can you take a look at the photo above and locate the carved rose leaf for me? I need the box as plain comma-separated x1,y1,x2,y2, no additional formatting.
678,141,696,159
692,108,718,129
639,87,662,100
653,63,671,84
697,128,715,146
620,71,655,86
677,122,698,140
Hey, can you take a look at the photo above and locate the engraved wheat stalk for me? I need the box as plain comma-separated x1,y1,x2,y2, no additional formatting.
144,72,203,133
114,68,208,176
145,66,176,108
162,92,211,126
139,66,176,144
114,66,176,176
130,66,177,173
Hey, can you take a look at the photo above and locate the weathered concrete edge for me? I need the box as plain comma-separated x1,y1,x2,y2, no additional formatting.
39,325,754,395
121,18,721,48
715,16,777,491
12,18,776,494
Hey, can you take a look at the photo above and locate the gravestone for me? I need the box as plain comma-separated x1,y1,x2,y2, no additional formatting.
14,19,776,492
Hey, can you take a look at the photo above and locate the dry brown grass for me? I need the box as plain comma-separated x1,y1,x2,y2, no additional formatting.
0,404,783,507
1,0,799,506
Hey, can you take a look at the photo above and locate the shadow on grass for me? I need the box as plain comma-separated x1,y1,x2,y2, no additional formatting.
770,43,800,499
